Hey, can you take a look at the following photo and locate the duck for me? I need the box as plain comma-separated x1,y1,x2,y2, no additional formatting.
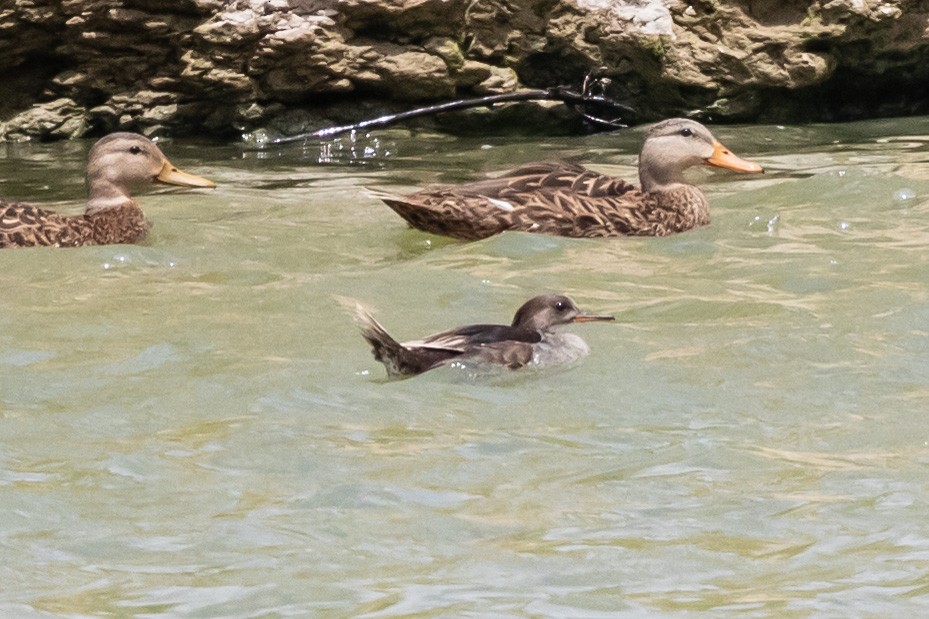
375,118,763,240
0,132,215,248
342,293,615,379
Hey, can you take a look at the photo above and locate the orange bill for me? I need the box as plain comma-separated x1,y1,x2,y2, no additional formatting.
157,160,216,188
706,141,764,173
572,314,615,323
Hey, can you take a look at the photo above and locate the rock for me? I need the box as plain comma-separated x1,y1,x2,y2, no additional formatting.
473,66,520,95
574,0,675,37
424,37,465,73
0,98,88,141
375,49,456,100
2,0,929,139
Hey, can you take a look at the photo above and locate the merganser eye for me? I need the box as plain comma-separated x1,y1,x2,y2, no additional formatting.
129,146,142,155
555,301,568,311
680,128,693,137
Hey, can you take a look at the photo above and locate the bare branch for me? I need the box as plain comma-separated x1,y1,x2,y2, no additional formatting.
253,81,635,147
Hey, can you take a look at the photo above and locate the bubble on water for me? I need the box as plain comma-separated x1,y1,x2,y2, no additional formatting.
100,250,179,271
102,254,127,270
894,187,916,202
317,131,395,163
748,213,779,234
838,221,851,232
241,129,270,149
765,214,780,234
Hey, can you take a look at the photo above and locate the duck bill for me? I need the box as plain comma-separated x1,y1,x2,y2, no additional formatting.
706,141,764,173
572,314,615,323
156,160,216,188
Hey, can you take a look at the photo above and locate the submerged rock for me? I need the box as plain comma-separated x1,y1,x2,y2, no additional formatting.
2,0,929,139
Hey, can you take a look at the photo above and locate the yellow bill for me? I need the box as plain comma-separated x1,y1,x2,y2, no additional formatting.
706,141,764,174
156,160,216,188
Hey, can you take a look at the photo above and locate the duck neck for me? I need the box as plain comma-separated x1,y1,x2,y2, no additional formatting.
638,155,689,194
86,177,135,216
639,168,684,194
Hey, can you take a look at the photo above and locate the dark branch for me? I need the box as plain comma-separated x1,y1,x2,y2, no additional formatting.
259,83,636,146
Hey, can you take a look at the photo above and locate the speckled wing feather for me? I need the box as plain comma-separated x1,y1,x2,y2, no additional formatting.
0,201,149,248
379,160,706,240
458,161,635,198
0,201,95,248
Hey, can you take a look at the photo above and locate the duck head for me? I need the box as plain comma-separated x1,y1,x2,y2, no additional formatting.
638,118,763,192
511,294,615,334
85,133,215,213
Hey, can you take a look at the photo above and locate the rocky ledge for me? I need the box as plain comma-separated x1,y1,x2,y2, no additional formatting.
2,0,929,140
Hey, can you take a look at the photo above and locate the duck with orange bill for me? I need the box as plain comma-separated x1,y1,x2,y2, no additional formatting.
375,118,763,240
0,132,215,248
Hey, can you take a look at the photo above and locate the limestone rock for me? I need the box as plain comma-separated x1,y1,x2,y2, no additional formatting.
0,98,88,141
2,0,929,139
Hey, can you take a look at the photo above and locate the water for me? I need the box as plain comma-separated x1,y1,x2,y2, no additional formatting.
2,117,929,616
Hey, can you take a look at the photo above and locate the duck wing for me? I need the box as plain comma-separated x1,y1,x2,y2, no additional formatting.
452,161,634,197
0,201,94,248
377,161,667,240
408,323,541,351
404,323,541,370
465,339,537,369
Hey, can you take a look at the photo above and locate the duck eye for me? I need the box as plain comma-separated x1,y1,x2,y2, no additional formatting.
554,301,568,312
129,146,142,155
680,128,693,137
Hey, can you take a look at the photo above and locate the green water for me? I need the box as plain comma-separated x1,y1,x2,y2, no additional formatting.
2,117,929,616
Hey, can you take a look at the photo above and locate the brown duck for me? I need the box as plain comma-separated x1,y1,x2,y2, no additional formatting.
376,118,763,240
0,132,215,248
343,293,614,379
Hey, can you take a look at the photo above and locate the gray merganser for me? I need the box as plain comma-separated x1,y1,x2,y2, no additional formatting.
343,293,614,379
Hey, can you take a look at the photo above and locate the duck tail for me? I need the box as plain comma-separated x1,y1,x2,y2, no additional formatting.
364,187,403,202
364,188,425,229
365,188,497,241
335,296,408,377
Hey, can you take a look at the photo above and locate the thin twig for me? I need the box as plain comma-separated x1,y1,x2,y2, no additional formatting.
262,84,635,146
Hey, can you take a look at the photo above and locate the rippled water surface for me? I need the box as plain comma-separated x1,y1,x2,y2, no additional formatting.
3,117,929,616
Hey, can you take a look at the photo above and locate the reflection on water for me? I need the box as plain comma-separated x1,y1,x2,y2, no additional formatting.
3,118,929,615
242,128,398,165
